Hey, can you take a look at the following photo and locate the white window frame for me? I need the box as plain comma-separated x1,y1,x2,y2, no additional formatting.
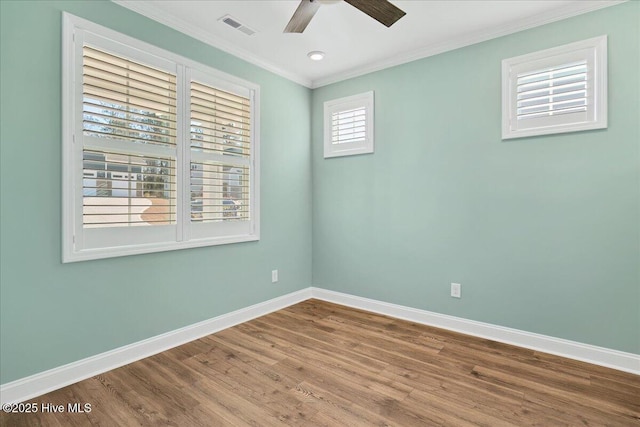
324,91,374,158
62,13,260,263
502,35,607,140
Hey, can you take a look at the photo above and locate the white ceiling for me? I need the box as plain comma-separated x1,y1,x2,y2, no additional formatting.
113,0,621,88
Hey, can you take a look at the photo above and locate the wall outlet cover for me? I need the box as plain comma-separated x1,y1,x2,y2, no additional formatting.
451,283,461,298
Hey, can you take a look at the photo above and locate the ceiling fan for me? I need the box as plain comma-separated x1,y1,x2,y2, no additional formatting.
284,0,406,33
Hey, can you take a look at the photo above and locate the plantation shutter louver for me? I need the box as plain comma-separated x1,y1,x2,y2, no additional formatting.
516,60,588,121
82,46,177,228
331,107,367,145
190,80,251,223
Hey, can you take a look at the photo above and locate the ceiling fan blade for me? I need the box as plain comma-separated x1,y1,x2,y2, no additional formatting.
344,0,406,27
284,0,321,33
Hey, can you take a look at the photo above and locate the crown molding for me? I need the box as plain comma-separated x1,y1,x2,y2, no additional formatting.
311,0,626,88
113,0,624,89
111,0,313,88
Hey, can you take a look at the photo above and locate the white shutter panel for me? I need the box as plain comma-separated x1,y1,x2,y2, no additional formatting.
189,80,251,224
516,61,588,120
83,46,177,146
81,46,177,228
82,150,176,227
332,106,367,145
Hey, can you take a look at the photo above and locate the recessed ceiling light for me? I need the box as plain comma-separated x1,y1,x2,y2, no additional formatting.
307,51,325,61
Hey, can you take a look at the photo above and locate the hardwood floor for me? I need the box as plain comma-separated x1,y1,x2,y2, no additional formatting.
2,299,639,426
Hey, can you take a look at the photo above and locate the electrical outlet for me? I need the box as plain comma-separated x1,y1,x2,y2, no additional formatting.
271,270,278,283
451,283,461,298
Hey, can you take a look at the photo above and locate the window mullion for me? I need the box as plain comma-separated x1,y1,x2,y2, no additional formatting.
179,66,191,242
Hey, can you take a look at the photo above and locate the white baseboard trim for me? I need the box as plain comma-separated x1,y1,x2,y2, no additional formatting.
310,287,640,375
0,288,312,405
3,286,637,404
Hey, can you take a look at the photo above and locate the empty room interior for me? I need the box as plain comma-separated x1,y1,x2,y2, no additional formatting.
0,0,638,425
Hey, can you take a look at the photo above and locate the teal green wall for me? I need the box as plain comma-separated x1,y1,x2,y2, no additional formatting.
312,2,639,354
1,0,638,387
0,0,312,384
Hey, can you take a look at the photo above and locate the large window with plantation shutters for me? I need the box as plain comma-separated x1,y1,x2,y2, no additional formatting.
62,13,260,262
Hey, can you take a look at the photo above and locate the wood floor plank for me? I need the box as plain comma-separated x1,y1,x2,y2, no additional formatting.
590,374,640,409
316,315,445,361
183,344,318,424
440,343,593,393
2,299,638,426
243,317,390,375
472,364,639,425
271,356,410,415
405,388,520,427
291,381,395,427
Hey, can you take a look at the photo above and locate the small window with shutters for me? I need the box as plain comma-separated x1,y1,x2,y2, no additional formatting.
502,36,607,139
63,13,259,262
324,91,374,158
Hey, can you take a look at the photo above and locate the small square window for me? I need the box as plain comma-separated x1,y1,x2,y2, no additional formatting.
502,35,607,139
324,91,374,158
